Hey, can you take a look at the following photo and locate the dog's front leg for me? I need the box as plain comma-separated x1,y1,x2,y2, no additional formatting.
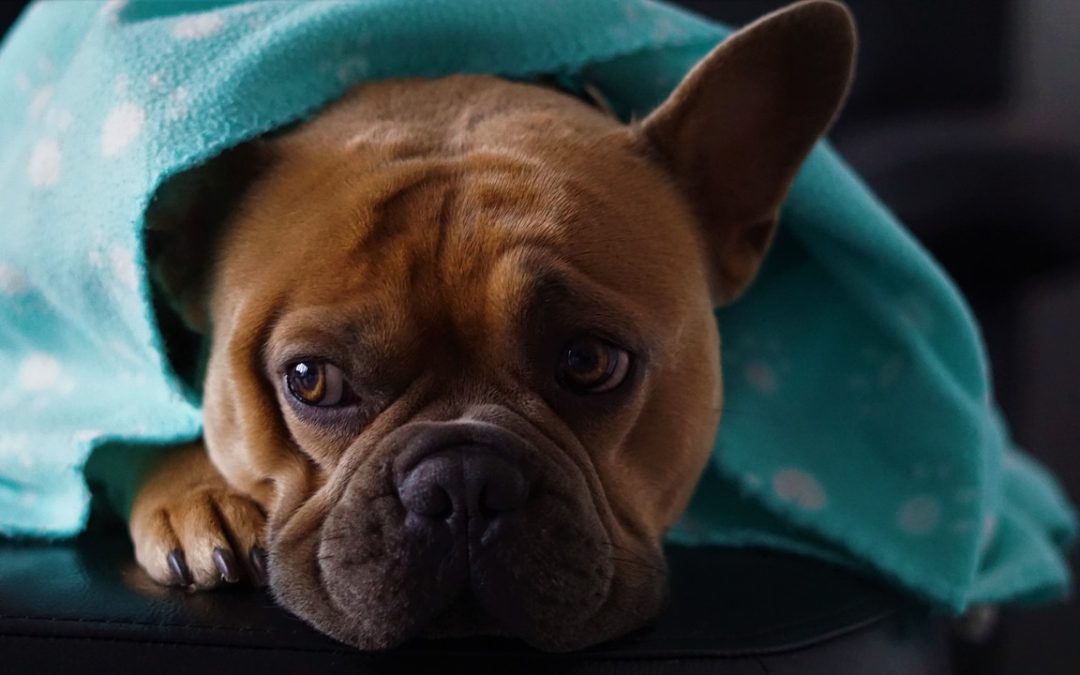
128,442,268,589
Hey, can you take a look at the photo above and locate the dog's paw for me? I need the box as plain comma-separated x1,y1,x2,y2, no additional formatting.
131,485,268,590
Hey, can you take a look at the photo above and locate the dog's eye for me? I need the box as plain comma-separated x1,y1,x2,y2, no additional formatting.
285,361,352,407
558,336,630,393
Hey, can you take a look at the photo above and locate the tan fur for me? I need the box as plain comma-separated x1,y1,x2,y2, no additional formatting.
129,0,856,650
129,443,266,588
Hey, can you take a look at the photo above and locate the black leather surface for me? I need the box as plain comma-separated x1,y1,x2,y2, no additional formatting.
0,518,951,673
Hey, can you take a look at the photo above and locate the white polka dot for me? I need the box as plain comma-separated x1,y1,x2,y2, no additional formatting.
0,263,29,295
898,292,934,332
27,138,61,186
109,246,137,290
171,12,225,40
28,85,54,117
17,352,62,391
743,361,777,394
896,495,941,535
15,72,31,92
1,433,31,469
981,514,999,546
336,56,370,84
954,487,978,504
166,87,190,121
72,429,104,444
744,473,763,489
109,339,141,365
100,0,127,18
652,16,676,40
101,102,145,157
772,468,827,511
877,355,904,388
113,74,129,96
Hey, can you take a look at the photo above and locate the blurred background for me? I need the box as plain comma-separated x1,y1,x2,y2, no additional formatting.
1,1,1076,673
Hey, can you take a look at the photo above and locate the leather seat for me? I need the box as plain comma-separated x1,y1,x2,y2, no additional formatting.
0,513,951,674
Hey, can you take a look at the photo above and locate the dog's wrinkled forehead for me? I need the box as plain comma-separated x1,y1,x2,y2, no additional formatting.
257,162,658,382
222,77,708,362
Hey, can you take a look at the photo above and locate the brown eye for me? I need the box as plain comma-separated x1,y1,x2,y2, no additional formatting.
558,336,630,393
286,361,350,407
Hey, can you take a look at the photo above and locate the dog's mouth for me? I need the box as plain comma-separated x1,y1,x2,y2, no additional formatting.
268,416,668,651
310,480,619,650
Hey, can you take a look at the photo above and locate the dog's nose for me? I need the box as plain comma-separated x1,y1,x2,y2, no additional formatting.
397,445,529,523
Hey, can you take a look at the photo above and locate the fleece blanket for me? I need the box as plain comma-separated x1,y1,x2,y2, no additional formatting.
0,0,1073,613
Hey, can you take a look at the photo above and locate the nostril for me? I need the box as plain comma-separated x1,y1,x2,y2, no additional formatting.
417,485,453,519
476,465,529,517
397,459,457,519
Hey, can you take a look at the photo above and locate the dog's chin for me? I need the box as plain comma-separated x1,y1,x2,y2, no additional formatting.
298,554,669,652
414,564,670,652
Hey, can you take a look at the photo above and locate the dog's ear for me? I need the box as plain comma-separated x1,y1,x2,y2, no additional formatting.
145,141,274,334
638,0,856,305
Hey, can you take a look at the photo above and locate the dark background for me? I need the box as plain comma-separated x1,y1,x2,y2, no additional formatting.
2,1,1077,673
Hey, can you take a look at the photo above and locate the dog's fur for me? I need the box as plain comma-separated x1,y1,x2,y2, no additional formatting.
131,0,855,650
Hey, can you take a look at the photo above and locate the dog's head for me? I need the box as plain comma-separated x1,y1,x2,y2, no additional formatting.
149,0,854,650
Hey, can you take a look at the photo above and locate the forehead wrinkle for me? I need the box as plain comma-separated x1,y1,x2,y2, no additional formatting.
342,153,556,270
264,302,405,369
484,247,654,354
484,248,539,327
345,162,455,263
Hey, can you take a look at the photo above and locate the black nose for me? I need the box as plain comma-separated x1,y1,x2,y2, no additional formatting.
397,445,529,523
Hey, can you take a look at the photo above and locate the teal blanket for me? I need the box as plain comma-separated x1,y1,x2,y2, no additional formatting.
0,0,1073,613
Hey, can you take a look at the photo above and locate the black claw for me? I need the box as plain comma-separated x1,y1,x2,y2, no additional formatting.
167,549,193,586
212,546,240,583
250,546,268,587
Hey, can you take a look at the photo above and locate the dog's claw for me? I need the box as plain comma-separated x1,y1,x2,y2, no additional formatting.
212,546,240,583
167,549,193,586
250,546,268,587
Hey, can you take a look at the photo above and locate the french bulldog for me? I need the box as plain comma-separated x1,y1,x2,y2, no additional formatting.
129,0,856,651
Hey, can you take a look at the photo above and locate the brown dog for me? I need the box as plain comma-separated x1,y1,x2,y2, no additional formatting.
130,0,855,651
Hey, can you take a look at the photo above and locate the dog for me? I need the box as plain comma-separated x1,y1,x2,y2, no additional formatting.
130,0,855,651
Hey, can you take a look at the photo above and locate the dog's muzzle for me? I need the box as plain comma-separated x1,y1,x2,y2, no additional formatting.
390,426,542,624
309,417,616,648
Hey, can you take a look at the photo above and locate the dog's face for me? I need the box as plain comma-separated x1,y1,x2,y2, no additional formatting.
152,0,854,651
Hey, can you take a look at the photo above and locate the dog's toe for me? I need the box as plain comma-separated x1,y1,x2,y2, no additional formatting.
132,487,267,591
